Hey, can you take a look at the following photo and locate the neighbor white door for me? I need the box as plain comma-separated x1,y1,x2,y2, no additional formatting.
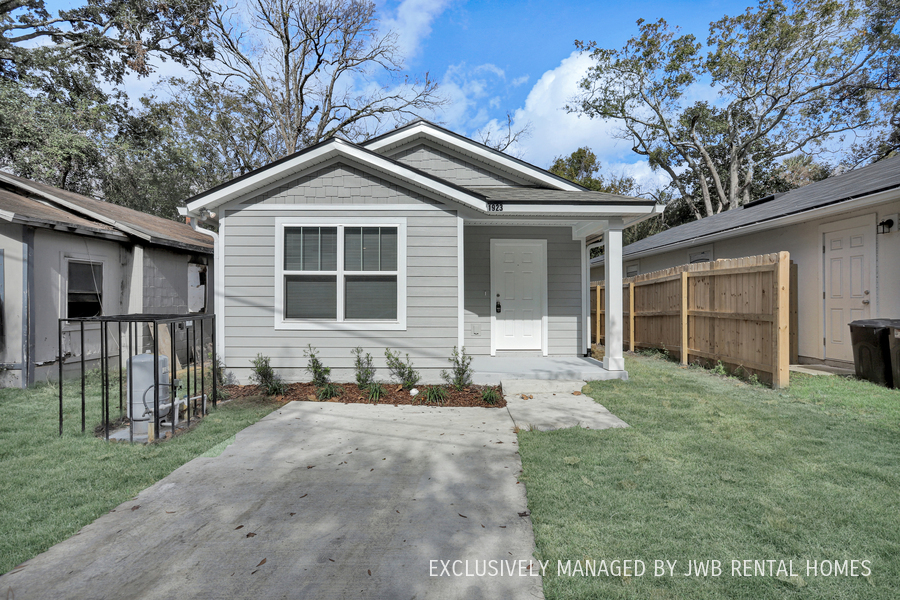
823,225,872,363
490,240,545,352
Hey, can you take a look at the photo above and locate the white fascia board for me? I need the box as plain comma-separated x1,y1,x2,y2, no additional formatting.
498,204,658,217
184,140,489,215
364,123,584,192
591,186,900,265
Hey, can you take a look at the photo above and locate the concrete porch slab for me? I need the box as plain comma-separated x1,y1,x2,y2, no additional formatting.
472,356,628,385
790,364,856,377
502,379,629,432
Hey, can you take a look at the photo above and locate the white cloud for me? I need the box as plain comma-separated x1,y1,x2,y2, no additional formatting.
505,50,633,170
510,75,530,87
381,0,454,61
435,62,508,130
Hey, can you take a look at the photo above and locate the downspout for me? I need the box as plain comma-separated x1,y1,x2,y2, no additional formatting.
187,218,224,364
22,226,34,387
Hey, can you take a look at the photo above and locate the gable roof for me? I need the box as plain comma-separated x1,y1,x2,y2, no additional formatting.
361,119,586,191
0,173,213,253
594,154,900,263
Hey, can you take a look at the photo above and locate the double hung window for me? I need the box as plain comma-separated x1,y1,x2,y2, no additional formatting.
276,218,406,330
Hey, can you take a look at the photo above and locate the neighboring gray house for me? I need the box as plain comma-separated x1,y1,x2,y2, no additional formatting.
591,155,900,367
0,173,215,387
180,120,660,384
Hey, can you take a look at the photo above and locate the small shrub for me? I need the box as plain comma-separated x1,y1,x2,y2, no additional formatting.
422,385,448,406
249,354,285,396
304,344,331,387
712,361,728,376
385,348,420,389
351,347,376,388
316,382,343,400
366,382,387,403
481,386,502,405
440,346,473,391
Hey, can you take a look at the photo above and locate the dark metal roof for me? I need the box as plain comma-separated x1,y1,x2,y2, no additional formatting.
0,173,213,253
470,187,658,206
612,154,900,259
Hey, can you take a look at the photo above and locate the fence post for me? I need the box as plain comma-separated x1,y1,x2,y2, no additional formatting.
680,271,689,365
628,282,635,352
773,251,791,388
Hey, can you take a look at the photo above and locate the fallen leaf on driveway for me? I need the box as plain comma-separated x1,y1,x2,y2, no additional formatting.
572,391,582,396
307,395,316,401
130,505,140,511
246,532,256,538
307,466,315,469
368,569,372,576
289,513,296,516
299,493,308,499
256,558,266,567
458,513,467,518
518,511,530,517
235,525,244,530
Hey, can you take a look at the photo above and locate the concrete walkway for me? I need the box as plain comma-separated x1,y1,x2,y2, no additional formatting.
503,380,629,432
3,382,628,599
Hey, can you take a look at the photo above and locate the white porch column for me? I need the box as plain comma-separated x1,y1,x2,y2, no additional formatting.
603,222,625,371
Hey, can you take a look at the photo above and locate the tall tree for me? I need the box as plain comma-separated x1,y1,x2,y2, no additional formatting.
570,0,900,221
0,0,213,82
188,0,443,161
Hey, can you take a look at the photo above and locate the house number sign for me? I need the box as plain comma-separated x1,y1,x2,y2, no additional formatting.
488,202,503,212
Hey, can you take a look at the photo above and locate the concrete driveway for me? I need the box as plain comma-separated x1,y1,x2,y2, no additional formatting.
3,402,544,600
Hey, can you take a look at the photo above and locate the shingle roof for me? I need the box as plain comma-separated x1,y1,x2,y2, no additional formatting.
0,173,213,253
469,187,658,206
0,188,123,236
609,154,900,260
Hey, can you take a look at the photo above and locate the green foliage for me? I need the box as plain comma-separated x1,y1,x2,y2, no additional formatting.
440,346,474,391
571,0,899,222
351,347,376,388
422,385,448,406
384,348,420,389
365,382,387,404
481,386,502,405
712,360,729,376
304,345,331,387
316,382,343,400
249,354,285,396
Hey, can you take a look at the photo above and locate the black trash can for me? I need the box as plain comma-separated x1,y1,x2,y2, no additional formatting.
849,319,895,388
889,321,900,390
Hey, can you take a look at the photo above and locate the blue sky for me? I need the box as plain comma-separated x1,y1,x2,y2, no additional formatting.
377,0,751,185
45,0,754,186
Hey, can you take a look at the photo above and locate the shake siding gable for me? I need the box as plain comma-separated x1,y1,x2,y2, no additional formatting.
221,163,461,383
389,143,530,188
240,161,441,206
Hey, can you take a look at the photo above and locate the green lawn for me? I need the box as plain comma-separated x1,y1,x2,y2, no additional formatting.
0,371,280,575
518,354,900,600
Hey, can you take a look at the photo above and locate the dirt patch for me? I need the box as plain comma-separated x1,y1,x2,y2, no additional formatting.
223,382,506,408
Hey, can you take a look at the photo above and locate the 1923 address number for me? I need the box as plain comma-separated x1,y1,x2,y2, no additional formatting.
488,202,503,212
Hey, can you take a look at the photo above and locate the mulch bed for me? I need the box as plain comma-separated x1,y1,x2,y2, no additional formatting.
223,382,506,408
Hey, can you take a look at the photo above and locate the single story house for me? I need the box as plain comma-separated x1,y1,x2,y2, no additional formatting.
0,173,215,387
179,120,661,384
591,154,900,367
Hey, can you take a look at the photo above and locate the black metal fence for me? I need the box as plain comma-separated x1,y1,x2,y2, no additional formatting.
57,314,218,442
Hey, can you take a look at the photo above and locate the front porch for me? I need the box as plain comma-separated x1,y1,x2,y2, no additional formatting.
471,355,628,385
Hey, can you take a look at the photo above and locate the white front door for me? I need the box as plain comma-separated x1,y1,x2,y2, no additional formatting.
490,240,546,352
824,225,872,362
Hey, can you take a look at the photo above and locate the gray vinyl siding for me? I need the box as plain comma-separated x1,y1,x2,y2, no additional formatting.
389,143,530,188
464,226,582,356
240,161,440,206
222,206,459,384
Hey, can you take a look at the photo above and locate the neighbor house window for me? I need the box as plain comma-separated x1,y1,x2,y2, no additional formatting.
276,218,406,330
67,261,103,318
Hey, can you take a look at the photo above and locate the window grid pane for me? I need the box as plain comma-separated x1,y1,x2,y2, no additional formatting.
345,276,397,320
285,275,337,319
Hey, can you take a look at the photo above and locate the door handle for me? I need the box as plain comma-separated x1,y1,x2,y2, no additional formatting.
496,301,501,313
862,299,870,305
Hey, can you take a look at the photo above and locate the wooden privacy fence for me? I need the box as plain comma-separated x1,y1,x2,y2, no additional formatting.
591,252,798,388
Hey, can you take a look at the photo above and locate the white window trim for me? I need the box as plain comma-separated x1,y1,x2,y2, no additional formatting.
60,252,106,328
274,217,407,330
